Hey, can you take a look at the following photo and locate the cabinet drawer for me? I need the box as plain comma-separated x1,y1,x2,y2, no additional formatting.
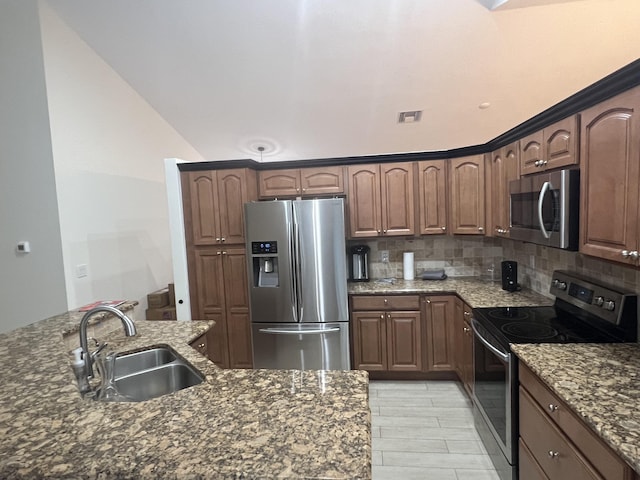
351,295,420,311
519,364,631,480
520,387,602,480
519,438,550,480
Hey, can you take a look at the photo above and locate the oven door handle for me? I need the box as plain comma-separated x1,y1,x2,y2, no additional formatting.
470,319,510,363
538,181,552,239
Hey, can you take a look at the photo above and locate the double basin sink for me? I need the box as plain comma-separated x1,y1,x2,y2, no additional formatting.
111,345,204,402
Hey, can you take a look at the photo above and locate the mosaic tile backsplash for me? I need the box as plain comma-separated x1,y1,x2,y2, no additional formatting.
348,236,640,298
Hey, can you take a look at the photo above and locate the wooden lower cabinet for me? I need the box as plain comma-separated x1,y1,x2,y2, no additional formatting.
189,331,208,357
351,295,422,372
424,295,456,372
454,297,474,396
189,247,253,369
519,363,635,480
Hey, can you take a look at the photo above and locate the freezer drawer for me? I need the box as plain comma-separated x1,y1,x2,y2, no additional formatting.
251,322,350,370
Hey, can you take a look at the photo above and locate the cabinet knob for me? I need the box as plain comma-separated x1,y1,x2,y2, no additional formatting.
542,160,548,166
478,227,484,232
631,251,639,260
534,160,541,167
377,230,381,234
222,251,227,255
441,226,446,231
198,343,205,349
216,251,221,255
383,229,387,234
463,327,470,333
621,250,630,258
215,237,221,242
548,404,558,413
548,451,559,459
221,237,226,243
463,311,471,317
380,314,384,320
426,299,431,304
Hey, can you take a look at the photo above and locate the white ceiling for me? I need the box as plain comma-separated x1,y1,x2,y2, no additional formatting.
45,0,640,162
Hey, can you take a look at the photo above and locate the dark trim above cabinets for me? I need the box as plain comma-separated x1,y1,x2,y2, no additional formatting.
178,58,640,172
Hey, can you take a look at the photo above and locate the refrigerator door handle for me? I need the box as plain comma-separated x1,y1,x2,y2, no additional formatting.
292,205,303,320
288,210,299,321
258,327,341,335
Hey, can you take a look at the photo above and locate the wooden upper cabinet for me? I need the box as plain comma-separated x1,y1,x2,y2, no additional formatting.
258,166,344,198
580,87,640,265
418,160,448,235
520,131,544,176
348,162,415,238
380,163,415,236
490,142,520,237
520,115,579,175
449,155,486,235
258,169,300,197
300,166,344,195
348,164,382,237
183,168,257,246
187,171,221,245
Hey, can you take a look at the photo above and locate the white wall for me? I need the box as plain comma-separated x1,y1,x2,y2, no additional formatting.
38,3,204,311
0,1,67,333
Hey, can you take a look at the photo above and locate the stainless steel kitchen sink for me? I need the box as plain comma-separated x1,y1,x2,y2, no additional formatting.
109,345,204,402
114,346,178,377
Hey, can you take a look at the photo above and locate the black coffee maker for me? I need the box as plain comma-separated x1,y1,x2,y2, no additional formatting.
350,245,370,282
501,260,520,292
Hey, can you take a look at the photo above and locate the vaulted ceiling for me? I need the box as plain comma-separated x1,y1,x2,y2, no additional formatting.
46,0,640,162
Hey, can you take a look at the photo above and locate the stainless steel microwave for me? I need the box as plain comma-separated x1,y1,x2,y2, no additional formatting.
508,168,580,250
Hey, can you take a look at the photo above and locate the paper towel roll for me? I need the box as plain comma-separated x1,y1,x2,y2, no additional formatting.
403,252,415,280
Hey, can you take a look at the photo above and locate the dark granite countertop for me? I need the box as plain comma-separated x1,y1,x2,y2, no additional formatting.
512,343,640,475
0,307,370,479
348,277,553,308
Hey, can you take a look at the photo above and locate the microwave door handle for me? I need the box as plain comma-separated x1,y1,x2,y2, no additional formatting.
538,181,552,239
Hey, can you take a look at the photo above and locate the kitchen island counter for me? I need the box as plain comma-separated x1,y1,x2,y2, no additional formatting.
0,308,370,479
348,277,553,308
512,343,640,476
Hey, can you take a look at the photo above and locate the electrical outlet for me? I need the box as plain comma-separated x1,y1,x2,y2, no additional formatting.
381,250,389,263
76,264,88,278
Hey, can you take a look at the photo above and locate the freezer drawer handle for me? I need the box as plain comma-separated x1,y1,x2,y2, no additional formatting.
258,327,340,335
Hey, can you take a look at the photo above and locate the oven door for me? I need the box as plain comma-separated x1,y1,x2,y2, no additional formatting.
471,319,517,477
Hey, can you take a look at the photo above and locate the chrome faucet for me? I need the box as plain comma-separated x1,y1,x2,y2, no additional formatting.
78,305,137,380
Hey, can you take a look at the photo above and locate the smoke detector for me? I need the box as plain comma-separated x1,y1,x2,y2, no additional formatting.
398,110,423,123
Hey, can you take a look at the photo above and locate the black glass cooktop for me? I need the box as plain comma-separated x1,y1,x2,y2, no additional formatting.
472,305,623,348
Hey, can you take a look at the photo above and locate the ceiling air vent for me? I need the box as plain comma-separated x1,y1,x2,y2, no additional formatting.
398,110,422,123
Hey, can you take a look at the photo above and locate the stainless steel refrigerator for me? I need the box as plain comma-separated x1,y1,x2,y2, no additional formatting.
244,198,350,370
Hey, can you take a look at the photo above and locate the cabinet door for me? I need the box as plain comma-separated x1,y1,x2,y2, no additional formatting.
449,155,486,235
545,115,579,170
193,248,225,318
348,164,382,237
418,160,448,235
351,311,387,370
204,312,229,368
386,311,422,371
580,87,640,263
186,171,221,245
380,162,415,236
258,169,300,198
189,331,209,357
425,296,455,372
223,248,253,368
300,166,344,195
217,169,251,245
490,143,519,237
462,317,473,397
453,297,464,380
520,130,544,176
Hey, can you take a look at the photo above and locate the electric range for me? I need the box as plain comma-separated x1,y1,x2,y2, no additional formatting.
470,270,638,480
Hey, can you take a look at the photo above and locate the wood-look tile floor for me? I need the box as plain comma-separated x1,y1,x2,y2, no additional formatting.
369,380,500,480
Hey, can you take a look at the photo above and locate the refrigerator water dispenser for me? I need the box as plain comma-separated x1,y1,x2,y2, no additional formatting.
250,241,280,287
